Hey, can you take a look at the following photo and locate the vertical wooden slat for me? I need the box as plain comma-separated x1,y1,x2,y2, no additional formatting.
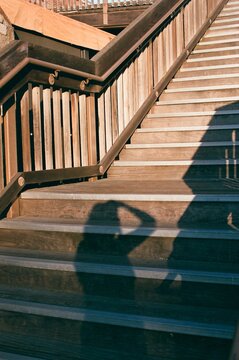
116,73,124,135
123,66,130,125
62,91,72,168
20,87,32,171
79,94,88,166
86,94,97,166
152,34,159,86
111,81,119,143
98,93,106,160
71,92,81,167
4,101,17,184
105,86,113,151
0,116,4,191
147,41,153,96
32,86,43,171
43,88,53,169
52,89,63,169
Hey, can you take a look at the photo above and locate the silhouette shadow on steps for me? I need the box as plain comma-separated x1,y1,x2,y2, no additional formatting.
157,100,239,359
76,200,157,359
73,102,239,359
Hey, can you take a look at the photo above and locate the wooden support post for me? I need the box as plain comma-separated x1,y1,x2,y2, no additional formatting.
4,100,19,217
103,0,108,25
86,94,97,166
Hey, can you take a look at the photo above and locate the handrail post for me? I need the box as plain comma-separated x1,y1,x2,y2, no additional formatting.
103,0,108,25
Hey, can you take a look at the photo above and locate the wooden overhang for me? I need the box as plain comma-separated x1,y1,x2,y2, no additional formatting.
0,0,115,52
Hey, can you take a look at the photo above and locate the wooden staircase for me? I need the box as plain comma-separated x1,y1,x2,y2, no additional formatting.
0,0,239,359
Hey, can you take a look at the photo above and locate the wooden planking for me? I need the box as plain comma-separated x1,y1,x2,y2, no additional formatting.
105,86,113,151
79,94,88,166
71,92,81,168
62,91,72,168
52,89,63,169
86,94,97,166
98,93,106,160
111,80,119,144
116,73,124,135
4,102,17,184
43,88,53,170
0,115,4,191
20,85,32,172
32,86,43,171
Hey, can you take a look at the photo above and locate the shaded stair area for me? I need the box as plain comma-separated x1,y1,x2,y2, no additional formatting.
0,0,239,358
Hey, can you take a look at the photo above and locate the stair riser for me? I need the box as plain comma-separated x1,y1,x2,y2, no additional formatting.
191,48,239,58
196,41,239,50
160,88,239,101
151,101,239,113
176,67,239,77
183,57,239,69
108,164,239,180
0,311,232,360
119,147,239,161
0,267,238,309
19,198,239,228
0,229,238,264
131,129,239,144
168,77,239,89
206,28,239,36
142,115,239,128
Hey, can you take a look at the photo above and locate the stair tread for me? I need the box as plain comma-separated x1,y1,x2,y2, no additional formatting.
136,124,239,131
1,215,239,239
0,297,235,339
125,141,239,148
18,179,239,198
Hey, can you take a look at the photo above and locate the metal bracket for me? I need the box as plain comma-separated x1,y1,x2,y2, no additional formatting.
48,70,60,86
80,78,90,91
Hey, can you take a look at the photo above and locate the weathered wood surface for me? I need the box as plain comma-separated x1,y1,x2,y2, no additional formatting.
0,0,114,51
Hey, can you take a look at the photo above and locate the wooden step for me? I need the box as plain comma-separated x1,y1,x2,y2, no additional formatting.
160,86,239,101
18,179,239,226
0,298,234,359
131,124,239,143
176,64,239,77
151,98,239,112
120,142,239,161
196,39,239,50
0,216,238,264
190,48,239,58
143,112,239,128
168,74,239,89
108,162,239,180
182,55,239,69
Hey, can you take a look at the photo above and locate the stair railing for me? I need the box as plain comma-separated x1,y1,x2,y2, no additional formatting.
0,0,228,217
28,0,154,12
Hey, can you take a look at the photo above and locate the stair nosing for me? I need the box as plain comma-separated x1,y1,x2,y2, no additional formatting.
172,73,239,82
0,299,234,339
0,217,238,239
112,159,239,167
136,124,239,131
146,109,239,117
181,63,239,72
125,141,239,148
0,255,238,285
199,38,239,45
164,84,239,93
186,54,239,63
156,96,239,105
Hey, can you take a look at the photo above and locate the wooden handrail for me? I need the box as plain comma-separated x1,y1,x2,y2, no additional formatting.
0,0,229,217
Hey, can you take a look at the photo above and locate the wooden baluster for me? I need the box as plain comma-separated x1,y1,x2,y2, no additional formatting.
176,9,184,56
147,41,153,96
103,0,108,25
123,66,130,125
4,99,19,217
43,88,53,169
32,86,43,171
52,89,63,169
79,94,88,166
98,93,106,160
86,94,97,166
20,86,32,172
71,92,81,167
105,86,113,151
116,73,124,135
62,91,72,168
0,115,4,192
152,34,159,86
111,81,119,143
